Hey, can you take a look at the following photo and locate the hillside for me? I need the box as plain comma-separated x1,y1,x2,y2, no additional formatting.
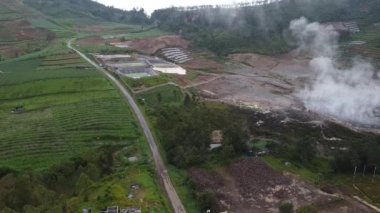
152,0,380,55
0,0,58,59
23,0,149,24
0,1,170,212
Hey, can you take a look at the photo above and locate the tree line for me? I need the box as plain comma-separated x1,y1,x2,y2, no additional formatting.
24,0,150,24
151,0,380,55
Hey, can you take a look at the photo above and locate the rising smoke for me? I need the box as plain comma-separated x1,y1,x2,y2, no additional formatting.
290,17,380,126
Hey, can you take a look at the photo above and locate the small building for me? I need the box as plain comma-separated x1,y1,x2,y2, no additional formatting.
12,105,24,114
323,21,360,35
106,206,118,213
83,209,92,213
209,130,223,150
120,208,142,213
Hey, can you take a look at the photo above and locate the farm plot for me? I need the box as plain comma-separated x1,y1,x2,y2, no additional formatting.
0,54,96,86
0,56,141,170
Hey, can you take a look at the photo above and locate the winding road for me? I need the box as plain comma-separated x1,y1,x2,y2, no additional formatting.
67,39,186,213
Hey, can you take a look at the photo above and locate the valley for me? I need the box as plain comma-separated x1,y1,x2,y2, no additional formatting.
0,0,379,212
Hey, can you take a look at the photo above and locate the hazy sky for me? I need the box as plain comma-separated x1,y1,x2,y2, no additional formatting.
95,0,238,15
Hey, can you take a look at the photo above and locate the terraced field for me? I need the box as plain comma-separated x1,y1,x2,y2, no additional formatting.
0,53,141,170
349,24,380,59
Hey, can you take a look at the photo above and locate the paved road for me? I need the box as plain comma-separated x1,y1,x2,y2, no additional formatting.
68,39,186,213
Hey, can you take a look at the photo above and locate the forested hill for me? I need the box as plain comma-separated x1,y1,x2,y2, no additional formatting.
23,0,150,24
151,0,380,55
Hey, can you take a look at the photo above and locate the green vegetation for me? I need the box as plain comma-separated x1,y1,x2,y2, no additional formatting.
136,84,184,108
167,166,200,213
0,146,169,212
123,74,171,90
24,0,150,24
30,18,64,30
279,203,294,213
150,98,248,168
0,40,170,212
120,28,169,41
0,54,142,170
152,0,380,55
77,43,133,55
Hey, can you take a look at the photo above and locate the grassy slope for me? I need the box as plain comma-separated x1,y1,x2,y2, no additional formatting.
0,17,170,213
0,47,141,170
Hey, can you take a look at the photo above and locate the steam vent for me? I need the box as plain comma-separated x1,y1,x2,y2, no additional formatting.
374,107,380,117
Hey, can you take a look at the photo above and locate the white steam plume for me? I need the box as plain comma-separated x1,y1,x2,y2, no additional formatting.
290,17,380,126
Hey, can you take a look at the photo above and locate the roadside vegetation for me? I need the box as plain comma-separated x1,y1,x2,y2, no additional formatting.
0,10,170,211
0,146,168,212
136,85,380,211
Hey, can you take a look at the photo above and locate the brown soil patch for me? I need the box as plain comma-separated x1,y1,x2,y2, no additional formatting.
350,44,380,58
121,35,190,55
183,58,223,72
77,36,105,46
172,72,219,87
229,53,280,72
189,158,332,212
77,25,106,33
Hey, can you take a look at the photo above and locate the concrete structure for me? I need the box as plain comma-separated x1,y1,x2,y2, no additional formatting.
100,206,142,213
209,130,223,150
324,21,360,34
160,48,192,64
173,0,282,11
95,54,187,78
120,208,142,213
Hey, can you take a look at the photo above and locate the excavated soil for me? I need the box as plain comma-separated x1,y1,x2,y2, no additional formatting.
183,58,224,72
189,158,328,212
121,35,190,55
77,36,105,46
189,158,375,213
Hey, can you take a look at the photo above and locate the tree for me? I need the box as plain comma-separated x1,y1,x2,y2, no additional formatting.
75,173,93,195
156,92,162,103
292,139,316,164
197,191,217,212
279,203,294,213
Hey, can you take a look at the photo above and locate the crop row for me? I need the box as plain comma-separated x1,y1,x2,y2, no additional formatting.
0,95,139,170
0,69,99,86
41,58,85,66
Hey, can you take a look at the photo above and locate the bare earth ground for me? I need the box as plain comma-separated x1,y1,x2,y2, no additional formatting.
197,52,313,111
0,19,53,58
182,58,224,72
189,158,374,213
77,36,105,46
115,35,190,55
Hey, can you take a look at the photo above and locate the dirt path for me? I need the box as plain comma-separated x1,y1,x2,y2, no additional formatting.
183,74,225,89
68,39,186,213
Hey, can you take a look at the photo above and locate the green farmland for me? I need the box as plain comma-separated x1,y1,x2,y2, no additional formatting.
136,84,184,108
0,53,141,170
0,46,170,212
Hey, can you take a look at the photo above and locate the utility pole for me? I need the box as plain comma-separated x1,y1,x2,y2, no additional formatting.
363,165,366,176
373,166,377,183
